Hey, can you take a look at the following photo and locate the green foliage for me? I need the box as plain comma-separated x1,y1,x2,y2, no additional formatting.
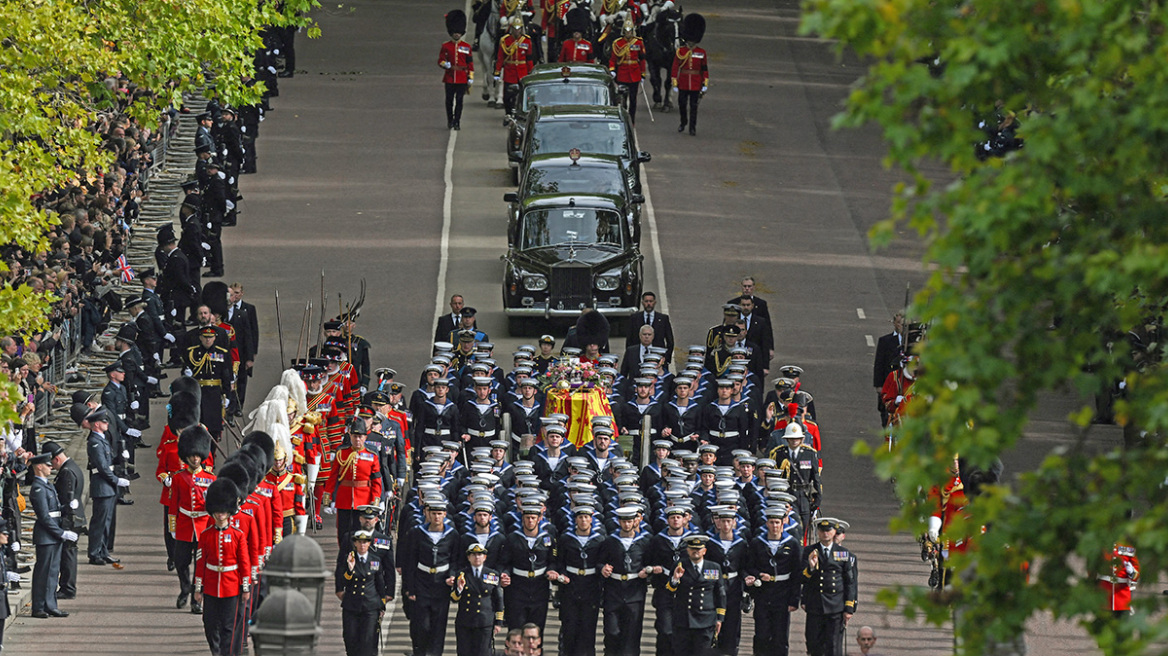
0,0,319,415
802,0,1168,652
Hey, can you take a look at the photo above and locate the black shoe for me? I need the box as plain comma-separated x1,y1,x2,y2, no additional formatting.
88,558,108,566
167,558,175,572
104,556,121,565
127,472,141,481
678,124,685,132
277,71,294,78
447,119,453,129
206,271,224,278
454,123,460,130
117,498,134,506
689,127,696,136
742,594,754,615
190,601,203,615
57,592,76,600
47,609,69,618
31,611,49,619
177,592,189,609
16,565,30,574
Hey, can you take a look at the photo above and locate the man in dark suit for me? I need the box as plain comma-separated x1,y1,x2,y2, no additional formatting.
727,276,771,325
625,291,675,358
227,283,259,411
872,313,904,427
29,452,79,618
739,296,774,366
622,324,659,378
85,408,129,567
435,294,465,344
45,441,85,600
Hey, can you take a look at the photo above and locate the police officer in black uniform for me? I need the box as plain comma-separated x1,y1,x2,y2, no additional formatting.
450,542,505,656
336,529,393,656
667,534,726,656
799,518,857,656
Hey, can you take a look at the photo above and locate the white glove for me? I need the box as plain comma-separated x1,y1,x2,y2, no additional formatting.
359,386,367,395
126,428,142,438
268,66,277,75
170,531,176,539
11,542,20,553
927,516,942,542
609,70,616,77
170,308,178,317
62,531,79,542
397,478,406,489
228,177,235,185
117,478,131,488
700,85,708,93
494,75,501,82
273,48,280,55
183,368,193,377
895,395,905,404
70,499,79,509
223,397,230,409
130,400,140,410
206,222,213,230
443,61,452,69
294,515,308,534
146,376,158,385
163,476,172,488
122,450,130,460
202,242,211,250
5,572,19,583
1125,563,1137,576
153,353,163,364
217,171,226,180
323,505,336,515
225,200,235,211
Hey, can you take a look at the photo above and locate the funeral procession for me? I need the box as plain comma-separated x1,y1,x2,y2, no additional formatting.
0,0,1155,654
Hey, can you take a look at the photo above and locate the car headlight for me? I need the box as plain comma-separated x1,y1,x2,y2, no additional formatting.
595,275,620,292
523,274,547,291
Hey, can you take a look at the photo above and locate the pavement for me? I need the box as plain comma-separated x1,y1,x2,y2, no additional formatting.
2,0,1126,653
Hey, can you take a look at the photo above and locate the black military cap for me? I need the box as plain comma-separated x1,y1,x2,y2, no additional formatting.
683,535,710,549
722,325,741,336
460,307,477,317
347,417,368,435
458,330,476,343
722,304,741,316
815,518,840,531
41,441,64,458
103,361,124,374
125,297,147,311
389,382,405,395
358,504,382,519
29,452,52,467
351,530,374,543
323,320,343,330
180,178,199,191
139,267,157,279
539,334,555,344
197,112,212,121
365,390,391,406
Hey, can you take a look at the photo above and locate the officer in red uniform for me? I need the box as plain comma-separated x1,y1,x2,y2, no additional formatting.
558,8,594,62
608,20,647,124
157,388,203,573
169,426,216,613
439,10,474,130
194,478,251,656
495,17,536,116
671,14,709,136
323,418,384,548
1099,543,1140,616
268,442,307,536
926,455,966,589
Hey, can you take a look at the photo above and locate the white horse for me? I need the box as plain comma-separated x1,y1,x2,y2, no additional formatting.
475,0,506,106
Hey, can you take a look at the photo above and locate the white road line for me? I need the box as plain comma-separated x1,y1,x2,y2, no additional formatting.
640,172,670,313
865,334,875,348
856,308,866,319
432,130,458,338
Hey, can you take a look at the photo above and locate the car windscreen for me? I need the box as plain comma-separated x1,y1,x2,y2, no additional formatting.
523,164,625,197
521,208,624,249
522,83,611,112
529,119,630,159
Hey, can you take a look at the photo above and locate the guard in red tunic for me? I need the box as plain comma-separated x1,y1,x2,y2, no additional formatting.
268,443,307,537
495,17,536,116
194,478,251,656
1099,543,1140,616
323,418,384,548
541,0,570,60
926,456,966,589
608,20,647,124
439,10,474,130
880,355,918,432
671,14,709,136
169,426,215,614
558,8,594,62
157,389,205,573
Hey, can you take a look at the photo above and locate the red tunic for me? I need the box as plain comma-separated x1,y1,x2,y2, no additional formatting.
169,467,217,542
559,39,595,62
671,46,709,91
324,446,383,509
499,0,534,17
1099,544,1140,611
439,40,475,84
195,523,252,598
156,426,215,506
270,471,307,524
495,35,535,83
608,37,647,84
230,510,263,584
880,369,915,426
929,475,969,554
256,477,284,551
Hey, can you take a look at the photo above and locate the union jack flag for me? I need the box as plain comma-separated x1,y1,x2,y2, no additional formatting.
116,255,134,282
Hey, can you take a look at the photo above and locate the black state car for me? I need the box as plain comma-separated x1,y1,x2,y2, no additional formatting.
516,104,651,193
501,179,644,335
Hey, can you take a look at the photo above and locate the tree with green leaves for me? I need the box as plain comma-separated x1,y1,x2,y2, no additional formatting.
802,0,1168,652
0,0,319,426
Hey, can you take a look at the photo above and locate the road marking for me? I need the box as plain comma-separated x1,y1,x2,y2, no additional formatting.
640,172,670,313
432,129,458,339
856,308,866,319
865,334,875,347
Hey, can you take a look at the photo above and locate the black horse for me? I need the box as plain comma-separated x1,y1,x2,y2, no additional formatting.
643,8,682,111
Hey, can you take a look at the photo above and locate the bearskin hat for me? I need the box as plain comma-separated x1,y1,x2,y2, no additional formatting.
201,281,230,319
168,391,201,433
204,478,241,515
217,461,254,498
574,309,610,349
566,7,591,35
170,376,202,404
232,448,265,490
446,9,467,36
241,431,276,472
681,13,705,44
177,425,213,462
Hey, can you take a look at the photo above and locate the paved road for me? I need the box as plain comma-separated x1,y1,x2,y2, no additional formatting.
6,0,1115,653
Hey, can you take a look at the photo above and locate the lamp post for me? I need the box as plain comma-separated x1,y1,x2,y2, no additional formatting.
251,587,321,654
265,534,329,626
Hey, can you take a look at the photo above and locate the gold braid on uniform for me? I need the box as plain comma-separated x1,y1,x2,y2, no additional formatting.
675,46,694,67
189,346,212,376
504,0,521,14
501,35,521,61
603,0,623,12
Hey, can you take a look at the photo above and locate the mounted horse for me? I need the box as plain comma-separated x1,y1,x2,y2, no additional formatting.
643,5,682,111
